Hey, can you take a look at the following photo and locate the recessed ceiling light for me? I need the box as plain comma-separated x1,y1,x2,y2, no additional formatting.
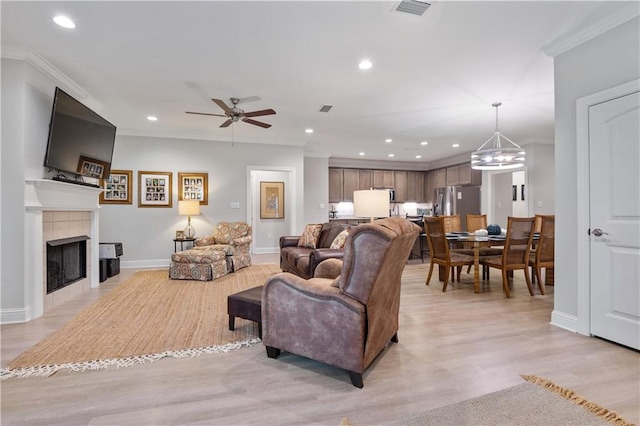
416,155,422,159
53,15,75,29
305,128,314,134
359,59,372,70
385,139,392,143
452,144,460,148
147,116,158,121
420,141,428,146
359,152,365,156
388,154,395,158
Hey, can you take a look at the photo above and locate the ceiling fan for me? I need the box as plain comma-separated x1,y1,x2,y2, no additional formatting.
186,97,276,128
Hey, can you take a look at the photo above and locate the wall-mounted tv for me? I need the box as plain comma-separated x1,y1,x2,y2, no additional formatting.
44,87,116,181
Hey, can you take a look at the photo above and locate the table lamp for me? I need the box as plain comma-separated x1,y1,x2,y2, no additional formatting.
178,200,200,239
354,190,390,223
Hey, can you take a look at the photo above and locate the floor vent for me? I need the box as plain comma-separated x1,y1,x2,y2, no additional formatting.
396,0,431,16
319,105,333,113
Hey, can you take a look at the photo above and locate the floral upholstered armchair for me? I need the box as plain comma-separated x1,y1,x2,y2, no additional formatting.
193,222,252,271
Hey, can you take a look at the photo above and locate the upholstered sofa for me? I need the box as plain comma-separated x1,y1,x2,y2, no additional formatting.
192,221,252,271
279,222,353,279
262,217,421,388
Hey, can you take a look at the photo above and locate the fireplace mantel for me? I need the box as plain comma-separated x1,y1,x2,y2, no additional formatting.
23,179,103,322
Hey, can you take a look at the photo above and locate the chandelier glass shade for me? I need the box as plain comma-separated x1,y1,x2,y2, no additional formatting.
471,102,526,170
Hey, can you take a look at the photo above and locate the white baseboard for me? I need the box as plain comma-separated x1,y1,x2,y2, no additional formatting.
550,309,580,334
1,307,30,324
120,259,170,269
252,248,279,254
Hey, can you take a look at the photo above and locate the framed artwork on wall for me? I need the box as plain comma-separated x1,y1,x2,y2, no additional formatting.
77,155,110,179
512,185,518,201
178,172,208,205
138,171,173,208
260,181,284,219
100,169,132,204
521,184,525,201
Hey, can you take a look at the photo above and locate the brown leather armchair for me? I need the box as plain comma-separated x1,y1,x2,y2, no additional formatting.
262,218,420,388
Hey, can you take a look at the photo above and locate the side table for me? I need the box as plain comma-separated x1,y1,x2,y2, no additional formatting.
173,238,196,252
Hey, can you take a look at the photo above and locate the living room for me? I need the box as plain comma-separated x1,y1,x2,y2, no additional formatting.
1,1,639,424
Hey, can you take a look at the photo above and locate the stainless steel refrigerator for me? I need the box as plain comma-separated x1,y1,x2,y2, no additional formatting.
434,186,481,231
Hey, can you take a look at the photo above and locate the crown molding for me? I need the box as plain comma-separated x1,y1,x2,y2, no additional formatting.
1,47,102,111
541,3,639,58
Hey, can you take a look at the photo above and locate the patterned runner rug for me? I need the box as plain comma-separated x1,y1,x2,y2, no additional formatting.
2,264,280,379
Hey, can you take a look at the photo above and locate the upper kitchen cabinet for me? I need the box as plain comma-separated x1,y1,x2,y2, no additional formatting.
393,171,408,202
435,168,447,188
329,168,343,203
446,165,459,186
407,171,425,202
359,169,373,191
373,170,394,188
343,169,360,202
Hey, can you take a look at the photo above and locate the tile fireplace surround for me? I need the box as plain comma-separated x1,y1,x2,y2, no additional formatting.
24,179,102,322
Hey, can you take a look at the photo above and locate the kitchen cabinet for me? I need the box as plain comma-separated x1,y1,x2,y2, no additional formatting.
359,169,373,190
393,171,408,202
343,169,360,202
424,171,436,203
457,163,472,185
329,168,343,203
435,168,447,188
407,171,425,202
373,170,394,188
471,167,482,185
446,166,459,186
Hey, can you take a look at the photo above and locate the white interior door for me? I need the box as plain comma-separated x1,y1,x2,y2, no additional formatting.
589,91,640,350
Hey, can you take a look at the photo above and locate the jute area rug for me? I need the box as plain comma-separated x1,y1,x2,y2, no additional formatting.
1,263,281,379
342,375,632,426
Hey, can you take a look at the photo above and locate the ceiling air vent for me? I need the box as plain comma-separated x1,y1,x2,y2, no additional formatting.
396,0,431,16
319,105,333,113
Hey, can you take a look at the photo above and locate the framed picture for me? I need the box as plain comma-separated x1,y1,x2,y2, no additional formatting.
77,155,110,179
175,230,185,240
100,169,132,204
512,185,518,201
138,171,172,208
178,172,208,205
260,181,284,219
521,184,526,201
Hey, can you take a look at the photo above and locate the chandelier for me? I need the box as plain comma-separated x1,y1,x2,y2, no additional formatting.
471,102,525,170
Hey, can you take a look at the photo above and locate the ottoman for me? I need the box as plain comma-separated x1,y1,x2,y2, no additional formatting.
169,247,228,281
227,286,263,338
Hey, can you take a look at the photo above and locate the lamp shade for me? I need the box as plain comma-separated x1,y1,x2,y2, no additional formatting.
354,190,390,221
178,200,200,216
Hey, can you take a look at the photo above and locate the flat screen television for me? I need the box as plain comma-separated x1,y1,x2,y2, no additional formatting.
44,87,116,182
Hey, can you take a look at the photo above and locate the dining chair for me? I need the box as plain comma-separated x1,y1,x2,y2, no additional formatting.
464,214,503,274
440,214,473,281
480,216,536,298
529,214,554,294
424,216,475,292
406,215,428,262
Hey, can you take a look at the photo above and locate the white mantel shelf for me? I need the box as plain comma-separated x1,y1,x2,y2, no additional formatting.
25,179,103,211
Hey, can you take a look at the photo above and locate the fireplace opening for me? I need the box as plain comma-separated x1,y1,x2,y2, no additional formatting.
46,236,89,294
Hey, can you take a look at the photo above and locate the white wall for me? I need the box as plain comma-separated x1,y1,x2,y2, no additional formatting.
552,16,640,326
304,156,330,226
102,135,305,267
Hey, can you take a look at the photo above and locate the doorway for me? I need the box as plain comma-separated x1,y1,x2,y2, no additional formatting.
248,167,295,254
576,79,640,350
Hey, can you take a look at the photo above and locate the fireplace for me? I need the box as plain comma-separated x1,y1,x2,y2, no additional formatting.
46,236,89,294
20,179,102,323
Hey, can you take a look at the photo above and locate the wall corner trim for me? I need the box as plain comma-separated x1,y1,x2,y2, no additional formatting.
541,3,639,57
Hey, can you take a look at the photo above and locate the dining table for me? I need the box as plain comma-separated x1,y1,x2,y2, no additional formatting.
444,231,541,293
445,232,506,293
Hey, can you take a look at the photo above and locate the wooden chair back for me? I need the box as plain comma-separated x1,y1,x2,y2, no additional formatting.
423,217,451,263
503,216,536,267
535,215,555,265
466,214,487,233
442,215,462,234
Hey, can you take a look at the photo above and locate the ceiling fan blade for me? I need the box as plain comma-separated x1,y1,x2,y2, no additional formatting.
244,109,276,118
186,111,227,117
243,118,272,128
212,98,233,115
220,119,233,128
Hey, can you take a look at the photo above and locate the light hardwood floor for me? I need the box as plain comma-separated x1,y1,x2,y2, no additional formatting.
2,254,639,425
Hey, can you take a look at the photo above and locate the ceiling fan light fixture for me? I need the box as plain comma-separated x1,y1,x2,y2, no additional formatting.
471,102,526,170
